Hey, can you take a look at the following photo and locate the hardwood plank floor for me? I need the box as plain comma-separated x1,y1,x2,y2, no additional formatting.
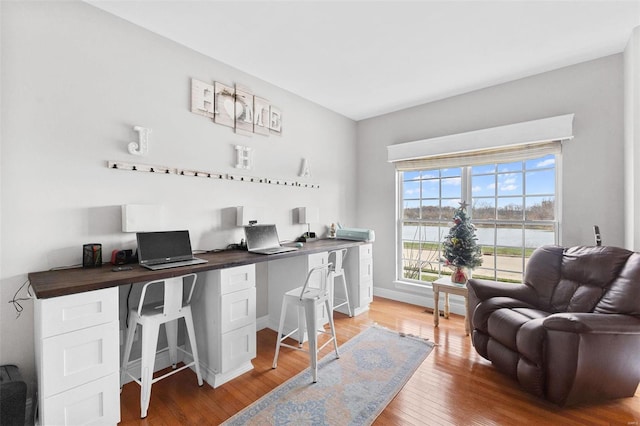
119,297,640,425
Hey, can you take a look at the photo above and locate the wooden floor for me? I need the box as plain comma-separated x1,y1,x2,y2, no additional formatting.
119,296,640,425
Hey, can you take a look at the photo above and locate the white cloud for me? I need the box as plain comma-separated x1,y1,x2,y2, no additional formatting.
498,174,519,192
472,185,482,192
536,158,555,168
442,177,461,186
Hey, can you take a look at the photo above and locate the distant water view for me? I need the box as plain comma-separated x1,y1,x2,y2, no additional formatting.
402,225,555,248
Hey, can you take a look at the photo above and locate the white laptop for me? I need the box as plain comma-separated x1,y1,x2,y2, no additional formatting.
244,224,299,255
136,230,208,270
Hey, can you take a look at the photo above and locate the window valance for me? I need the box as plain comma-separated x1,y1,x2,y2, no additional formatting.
387,114,574,171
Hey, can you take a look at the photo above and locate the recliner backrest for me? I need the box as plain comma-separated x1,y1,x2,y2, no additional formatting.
595,251,640,315
524,245,634,314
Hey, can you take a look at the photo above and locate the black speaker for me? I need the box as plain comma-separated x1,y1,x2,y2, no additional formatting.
82,243,102,268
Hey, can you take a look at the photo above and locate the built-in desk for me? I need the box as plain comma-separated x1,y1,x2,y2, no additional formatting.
29,239,373,426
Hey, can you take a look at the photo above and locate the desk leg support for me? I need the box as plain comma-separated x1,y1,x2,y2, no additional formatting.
433,288,439,328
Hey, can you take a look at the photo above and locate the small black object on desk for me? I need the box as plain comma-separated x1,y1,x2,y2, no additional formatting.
298,232,317,243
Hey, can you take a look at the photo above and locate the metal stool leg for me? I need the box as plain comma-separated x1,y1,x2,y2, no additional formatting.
139,321,159,419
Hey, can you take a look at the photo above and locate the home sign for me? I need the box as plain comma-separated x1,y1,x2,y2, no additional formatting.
191,78,282,137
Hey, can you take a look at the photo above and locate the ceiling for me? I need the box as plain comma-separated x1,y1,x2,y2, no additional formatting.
86,1,640,121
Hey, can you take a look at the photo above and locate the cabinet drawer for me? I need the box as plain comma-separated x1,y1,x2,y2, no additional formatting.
37,287,118,338
43,372,120,426
41,321,119,398
220,323,256,372
359,280,373,306
360,257,373,283
360,244,373,260
220,287,256,334
219,265,255,295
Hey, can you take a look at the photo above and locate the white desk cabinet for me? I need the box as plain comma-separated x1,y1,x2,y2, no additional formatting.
192,264,257,388
266,251,329,334
34,286,120,426
337,243,373,316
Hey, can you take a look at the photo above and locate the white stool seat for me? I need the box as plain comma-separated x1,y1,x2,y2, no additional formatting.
329,249,352,317
272,263,339,383
120,273,203,418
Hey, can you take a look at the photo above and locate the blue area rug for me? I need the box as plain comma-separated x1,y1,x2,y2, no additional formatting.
222,325,434,425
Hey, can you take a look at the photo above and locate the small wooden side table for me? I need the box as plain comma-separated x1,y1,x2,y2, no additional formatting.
432,277,470,336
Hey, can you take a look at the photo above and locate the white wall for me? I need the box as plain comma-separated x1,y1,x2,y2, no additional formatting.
0,1,356,394
625,26,640,250
357,54,625,296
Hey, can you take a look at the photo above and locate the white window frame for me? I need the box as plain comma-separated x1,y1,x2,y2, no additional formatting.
388,114,573,287
395,154,561,285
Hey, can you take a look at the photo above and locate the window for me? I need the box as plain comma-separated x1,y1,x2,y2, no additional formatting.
399,153,558,284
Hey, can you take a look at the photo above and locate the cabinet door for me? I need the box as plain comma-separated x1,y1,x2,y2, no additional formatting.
307,252,328,289
359,280,373,306
359,255,373,285
359,253,374,306
43,373,120,426
220,288,256,334
220,323,257,372
360,243,374,259
41,321,119,398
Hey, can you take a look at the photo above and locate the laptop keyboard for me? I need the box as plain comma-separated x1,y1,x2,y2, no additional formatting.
255,247,298,255
143,258,207,270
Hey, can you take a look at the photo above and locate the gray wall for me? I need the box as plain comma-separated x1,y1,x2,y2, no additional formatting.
357,54,624,297
625,26,640,250
1,1,356,394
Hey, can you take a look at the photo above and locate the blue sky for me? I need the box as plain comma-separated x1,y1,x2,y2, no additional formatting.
403,155,555,203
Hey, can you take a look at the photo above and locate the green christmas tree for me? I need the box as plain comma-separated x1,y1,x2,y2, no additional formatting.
442,202,483,271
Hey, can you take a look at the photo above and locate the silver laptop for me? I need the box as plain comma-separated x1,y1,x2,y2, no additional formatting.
244,224,299,255
136,230,208,270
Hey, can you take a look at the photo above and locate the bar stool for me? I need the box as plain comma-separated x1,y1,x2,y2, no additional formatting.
272,263,340,382
121,273,203,418
328,249,352,317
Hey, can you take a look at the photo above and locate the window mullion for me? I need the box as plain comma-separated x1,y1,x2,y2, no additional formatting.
461,166,472,208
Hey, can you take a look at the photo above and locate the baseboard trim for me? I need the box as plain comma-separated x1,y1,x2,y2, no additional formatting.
374,284,467,316
257,314,269,331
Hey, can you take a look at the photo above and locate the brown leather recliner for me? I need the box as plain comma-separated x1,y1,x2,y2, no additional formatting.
467,245,640,406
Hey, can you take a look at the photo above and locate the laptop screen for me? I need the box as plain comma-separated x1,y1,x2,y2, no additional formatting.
244,225,280,251
137,230,194,265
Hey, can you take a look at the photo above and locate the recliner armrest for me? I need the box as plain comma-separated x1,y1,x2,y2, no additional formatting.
543,313,640,334
467,278,537,305
544,312,640,406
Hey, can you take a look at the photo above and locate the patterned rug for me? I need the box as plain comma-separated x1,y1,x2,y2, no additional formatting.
222,325,435,425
